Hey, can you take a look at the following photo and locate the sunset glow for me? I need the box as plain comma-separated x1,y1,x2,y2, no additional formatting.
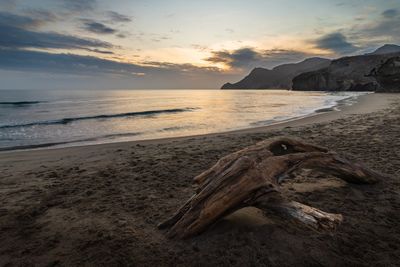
1,0,399,89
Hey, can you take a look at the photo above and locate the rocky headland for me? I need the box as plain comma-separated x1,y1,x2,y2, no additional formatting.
222,44,400,92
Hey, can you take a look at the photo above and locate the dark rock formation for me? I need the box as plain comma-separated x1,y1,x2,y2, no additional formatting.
221,57,330,89
221,44,400,92
372,56,400,92
292,52,400,91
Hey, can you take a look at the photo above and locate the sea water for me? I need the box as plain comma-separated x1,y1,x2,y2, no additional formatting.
0,89,366,151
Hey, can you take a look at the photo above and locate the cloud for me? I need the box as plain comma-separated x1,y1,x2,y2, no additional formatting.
0,24,113,51
151,35,171,43
0,12,113,52
0,48,239,89
205,47,311,69
88,49,114,54
314,32,358,54
0,11,45,29
206,48,258,68
106,11,132,23
81,19,117,34
59,0,97,12
382,9,398,18
23,9,58,23
0,49,143,76
0,0,17,9
80,19,128,38
0,49,224,82
116,33,127,38
344,7,400,48
141,61,220,73
364,8,400,37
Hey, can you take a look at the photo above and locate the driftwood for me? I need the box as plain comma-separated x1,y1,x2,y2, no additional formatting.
159,137,384,239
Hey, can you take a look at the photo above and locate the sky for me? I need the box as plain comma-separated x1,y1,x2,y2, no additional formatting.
0,0,399,90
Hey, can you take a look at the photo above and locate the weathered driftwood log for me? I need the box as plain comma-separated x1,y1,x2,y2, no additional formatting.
159,137,384,239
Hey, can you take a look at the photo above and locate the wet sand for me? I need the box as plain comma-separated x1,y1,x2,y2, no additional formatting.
1,93,400,266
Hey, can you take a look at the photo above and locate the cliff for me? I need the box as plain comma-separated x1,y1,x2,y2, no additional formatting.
372,56,400,92
221,57,331,89
292,52,400,92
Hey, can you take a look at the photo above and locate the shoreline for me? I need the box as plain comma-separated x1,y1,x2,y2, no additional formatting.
1,93,400,266
0,92,394,155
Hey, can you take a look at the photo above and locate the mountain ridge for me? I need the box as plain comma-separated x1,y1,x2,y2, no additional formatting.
221,44,400,91
221,57,330,89
368,44,400,55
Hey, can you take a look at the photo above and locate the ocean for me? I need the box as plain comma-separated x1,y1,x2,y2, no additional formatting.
0,89,365,151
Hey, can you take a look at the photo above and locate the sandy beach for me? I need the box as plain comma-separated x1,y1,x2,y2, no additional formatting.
1,93,400,266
